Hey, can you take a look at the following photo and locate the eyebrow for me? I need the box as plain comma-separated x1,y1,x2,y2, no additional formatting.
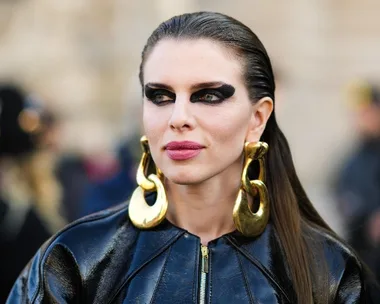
144,81,229,91
145,83,173,91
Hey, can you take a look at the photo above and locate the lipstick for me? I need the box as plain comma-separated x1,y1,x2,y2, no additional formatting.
165,141,204,161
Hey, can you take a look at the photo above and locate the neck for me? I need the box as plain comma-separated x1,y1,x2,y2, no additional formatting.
165,167,242,245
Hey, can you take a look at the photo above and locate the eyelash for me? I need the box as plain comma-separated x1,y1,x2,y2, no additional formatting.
191,90,225,104
146,90,174,106
145,89,226,106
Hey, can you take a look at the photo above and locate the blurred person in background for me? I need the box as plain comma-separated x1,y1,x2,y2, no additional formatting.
79,139,137,217
0,83,66,302
56,121,122,223
334,81,380,281
55,151,91,222
57,123,138,222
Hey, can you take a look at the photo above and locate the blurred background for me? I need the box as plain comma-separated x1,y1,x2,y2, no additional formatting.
1,0,380,300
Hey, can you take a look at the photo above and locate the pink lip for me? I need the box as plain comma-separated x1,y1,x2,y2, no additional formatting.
165,141,204,160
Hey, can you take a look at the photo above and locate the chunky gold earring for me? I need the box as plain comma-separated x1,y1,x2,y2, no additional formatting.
128,136,168,229
233,141,270,237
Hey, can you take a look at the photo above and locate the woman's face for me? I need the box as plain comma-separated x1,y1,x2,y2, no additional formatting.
142,38,269,185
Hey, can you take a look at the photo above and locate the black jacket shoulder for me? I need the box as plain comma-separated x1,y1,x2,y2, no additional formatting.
7,203,380,303
8,203,136,303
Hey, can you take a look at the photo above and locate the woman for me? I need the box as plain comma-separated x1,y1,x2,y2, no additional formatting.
7,12,379,303
0,84,66,302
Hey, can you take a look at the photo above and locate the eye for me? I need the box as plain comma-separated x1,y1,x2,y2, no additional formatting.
144,87,175,106
190,85,235,104
152,94,173,103
190,89,225,104
198,93,220,103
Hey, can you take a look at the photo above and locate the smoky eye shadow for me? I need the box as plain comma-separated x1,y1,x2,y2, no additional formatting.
144,85,154,98
144,85,175,100
190,84,236,101
216,84,235,98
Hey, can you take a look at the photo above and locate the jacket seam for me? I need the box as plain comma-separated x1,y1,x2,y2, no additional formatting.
150,246,172,304
208,248,213,304
192,243,199,304
107,230,185,303
235,250,255,304
332,262,344,303
226,236,291,302
332,254,361,303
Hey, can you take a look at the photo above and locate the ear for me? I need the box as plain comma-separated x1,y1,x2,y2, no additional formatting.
245,97,273,142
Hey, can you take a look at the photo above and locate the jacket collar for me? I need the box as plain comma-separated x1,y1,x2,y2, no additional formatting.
119,192,292,301
127,219,186,278
225,224,293,301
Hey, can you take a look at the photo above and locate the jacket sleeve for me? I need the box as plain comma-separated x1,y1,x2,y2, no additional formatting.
6,244,83,304
335,255,380,304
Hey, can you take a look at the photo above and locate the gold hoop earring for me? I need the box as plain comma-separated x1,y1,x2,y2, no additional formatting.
128,136,168,229
233,142,270,237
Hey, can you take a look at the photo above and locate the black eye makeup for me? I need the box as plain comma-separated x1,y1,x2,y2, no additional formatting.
190,84,235,104
144,83,236,106
144,85,176,106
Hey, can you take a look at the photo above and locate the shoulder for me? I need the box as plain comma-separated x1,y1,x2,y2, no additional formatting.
305,224,362,274
7,202,140,303
47,201,136,253
304,224,379,302
36,201,138,276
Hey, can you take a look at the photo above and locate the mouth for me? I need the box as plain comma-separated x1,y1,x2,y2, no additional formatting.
164,141,204,161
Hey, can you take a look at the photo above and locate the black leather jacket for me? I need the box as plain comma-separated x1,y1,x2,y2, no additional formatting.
7,202,379,303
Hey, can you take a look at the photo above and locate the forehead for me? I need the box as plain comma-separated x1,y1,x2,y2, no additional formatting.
143,39,243,87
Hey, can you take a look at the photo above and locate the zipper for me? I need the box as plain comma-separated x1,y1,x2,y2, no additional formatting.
199,245,209,304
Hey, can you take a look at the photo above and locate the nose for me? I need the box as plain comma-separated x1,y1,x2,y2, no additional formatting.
168,97,194,132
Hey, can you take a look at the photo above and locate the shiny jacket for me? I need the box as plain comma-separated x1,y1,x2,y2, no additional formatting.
7,201,379,303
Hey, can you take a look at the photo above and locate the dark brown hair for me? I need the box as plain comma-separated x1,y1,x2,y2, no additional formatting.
138,12,342,303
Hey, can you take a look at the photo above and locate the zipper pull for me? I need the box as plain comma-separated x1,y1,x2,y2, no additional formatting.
201,245,209,273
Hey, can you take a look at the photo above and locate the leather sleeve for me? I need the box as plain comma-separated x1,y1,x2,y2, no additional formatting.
335,255,380,304
6,244,83,304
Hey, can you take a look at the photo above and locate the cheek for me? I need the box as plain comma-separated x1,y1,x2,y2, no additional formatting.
142,105,153,134
199,105,252,144
143,103,166,135
142,103,171,159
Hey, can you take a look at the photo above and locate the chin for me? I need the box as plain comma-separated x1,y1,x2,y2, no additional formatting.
164,169,205,185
